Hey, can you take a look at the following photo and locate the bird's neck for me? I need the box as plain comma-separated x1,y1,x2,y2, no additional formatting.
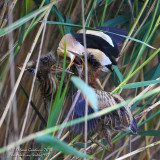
38,72,58,100
81,64,100,89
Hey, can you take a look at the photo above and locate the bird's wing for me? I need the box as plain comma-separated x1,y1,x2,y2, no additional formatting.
95,90,130,125
72,92,98,134
77,29,115,47
96,27,128,46
96,90,135,132
112,93,133,121
112,93,138,133
73,33,119,59
95,90,117,110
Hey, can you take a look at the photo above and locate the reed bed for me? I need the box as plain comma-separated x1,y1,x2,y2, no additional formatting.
0,0,160,159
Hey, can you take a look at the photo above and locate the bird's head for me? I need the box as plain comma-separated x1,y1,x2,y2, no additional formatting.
65,50,84,75
67,50,102,73
17,53,72,79
67,50,104,89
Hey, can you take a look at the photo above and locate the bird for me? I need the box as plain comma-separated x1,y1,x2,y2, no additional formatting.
57,27,128,72
17,53,72,108
70,51,138,149
72,91,138,150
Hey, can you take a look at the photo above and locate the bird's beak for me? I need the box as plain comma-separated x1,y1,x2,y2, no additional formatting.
67,50,83,58
66,50,84,70
67,50,84,71
51,64,73,74
66,55,76,70
17,64,27,71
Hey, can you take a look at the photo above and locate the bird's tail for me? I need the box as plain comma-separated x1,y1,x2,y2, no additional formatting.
129,116,138,134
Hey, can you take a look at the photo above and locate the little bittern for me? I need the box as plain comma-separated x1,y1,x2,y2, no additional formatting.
72,91,138,149
18,53,71,107
70,52,138,149
57,27,128,72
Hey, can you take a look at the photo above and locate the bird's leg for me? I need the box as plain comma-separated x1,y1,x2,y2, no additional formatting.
90,137,109,151
95,78,104,90
44,98,50,120
95,121,112,151
103,128,113,151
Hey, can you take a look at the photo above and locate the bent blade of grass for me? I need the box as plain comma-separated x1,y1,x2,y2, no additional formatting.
86,0,97,27
144,64,160,81
115,140,160,160
113,65,124,83
51,134,82,159
121,79,160,89
36,135,91,159
103,14,130,27
41,21,156,49
71,76,98,112
100,0,109,26
137,130,160,136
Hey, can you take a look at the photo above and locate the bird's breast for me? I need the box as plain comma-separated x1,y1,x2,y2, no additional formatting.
40,73,58,100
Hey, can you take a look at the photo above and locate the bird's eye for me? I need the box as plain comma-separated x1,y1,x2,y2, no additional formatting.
42,57,49,63
27,69,35,74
